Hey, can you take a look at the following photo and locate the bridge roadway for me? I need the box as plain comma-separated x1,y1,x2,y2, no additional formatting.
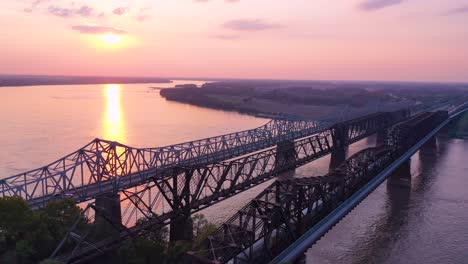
0,101,433,209
188,103,467,264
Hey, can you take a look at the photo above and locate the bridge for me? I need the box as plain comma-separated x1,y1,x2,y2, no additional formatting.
39,100,466,263
0,102,427,209
44,110,410,262
187,104,468,264
0,98,464,263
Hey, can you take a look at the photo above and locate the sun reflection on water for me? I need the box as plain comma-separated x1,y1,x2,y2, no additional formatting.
103,84,126,143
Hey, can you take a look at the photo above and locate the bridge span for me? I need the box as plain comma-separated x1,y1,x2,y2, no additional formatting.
188,104,467,264
0,105,418,209
48,108,414,263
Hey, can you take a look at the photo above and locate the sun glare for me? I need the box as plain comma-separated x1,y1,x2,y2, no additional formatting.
100,33,122,45
103,84,126,142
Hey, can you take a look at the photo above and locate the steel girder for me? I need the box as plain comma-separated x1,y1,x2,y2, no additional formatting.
188,147,395,264
188,110,450,264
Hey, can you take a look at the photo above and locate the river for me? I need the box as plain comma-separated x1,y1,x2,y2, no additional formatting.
0,83,467,263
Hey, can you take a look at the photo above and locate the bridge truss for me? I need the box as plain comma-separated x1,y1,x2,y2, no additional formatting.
0,119,324,208
189,109,453,263
50,110,409,263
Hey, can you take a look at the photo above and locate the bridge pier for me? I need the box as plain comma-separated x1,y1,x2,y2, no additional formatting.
331,124,349,149
329,124,349,171
421,136,437,150
376,129,388,146
329,148,347,172
94,193,122,237
275,140,296,169
170,214,194,242
387,159,412,187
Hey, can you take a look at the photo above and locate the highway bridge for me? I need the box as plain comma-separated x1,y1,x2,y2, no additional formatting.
0,103,422,209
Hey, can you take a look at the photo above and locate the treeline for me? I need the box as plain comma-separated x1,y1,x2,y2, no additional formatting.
160,86,261,114
0,196,217,264
160,82,399,109
161,81,468,112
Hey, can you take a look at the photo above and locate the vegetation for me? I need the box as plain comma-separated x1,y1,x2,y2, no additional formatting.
160,81,468,119
114,213,217,264
0,195,218,264
0,197,84,264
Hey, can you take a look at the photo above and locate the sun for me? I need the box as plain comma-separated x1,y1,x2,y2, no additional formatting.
100,33,122,45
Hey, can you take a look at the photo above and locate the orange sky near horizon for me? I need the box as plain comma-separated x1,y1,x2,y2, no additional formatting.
1,0,468,82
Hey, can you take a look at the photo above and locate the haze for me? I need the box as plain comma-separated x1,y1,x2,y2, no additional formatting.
1,0,468,82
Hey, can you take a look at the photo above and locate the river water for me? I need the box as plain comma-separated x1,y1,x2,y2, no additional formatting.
0,83,467,263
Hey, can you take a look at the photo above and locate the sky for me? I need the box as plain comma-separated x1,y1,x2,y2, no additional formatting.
0,0,468,82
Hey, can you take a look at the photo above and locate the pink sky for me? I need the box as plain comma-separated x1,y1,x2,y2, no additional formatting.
1,0,468,82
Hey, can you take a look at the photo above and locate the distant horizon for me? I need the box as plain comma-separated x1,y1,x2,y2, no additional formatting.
1,73,468,86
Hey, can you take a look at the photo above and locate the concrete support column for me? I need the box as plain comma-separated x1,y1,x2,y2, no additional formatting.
421,136,437,150
170,214,194,242
331,124,349,150
376,129,388,146
95,193,122,237
329,148,347,172
275,140,296,168
387,159,411,187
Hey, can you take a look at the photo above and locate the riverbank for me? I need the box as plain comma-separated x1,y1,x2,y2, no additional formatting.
160,81,468,120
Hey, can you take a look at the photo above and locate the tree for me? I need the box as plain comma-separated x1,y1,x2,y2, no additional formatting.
0,196,89,263
0,196,32,246
192,214,217,247
117,238,166,264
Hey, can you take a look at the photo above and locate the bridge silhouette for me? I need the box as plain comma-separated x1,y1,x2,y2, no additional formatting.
189,109,461,264
0,102,428,209
0,99,465,264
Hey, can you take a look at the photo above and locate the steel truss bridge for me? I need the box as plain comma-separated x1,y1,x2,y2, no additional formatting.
188,106,468,264
0,98,464,263
48,108,415,263
0,118,324,208
0,98,457,209
0,103,424,209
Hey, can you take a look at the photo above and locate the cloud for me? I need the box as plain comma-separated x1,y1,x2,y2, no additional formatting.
358,0,403,11
113,7,128,16
71,25,127,35
443,5,468,15
48,5,95,18
23,0,49,13
223,19,280,31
